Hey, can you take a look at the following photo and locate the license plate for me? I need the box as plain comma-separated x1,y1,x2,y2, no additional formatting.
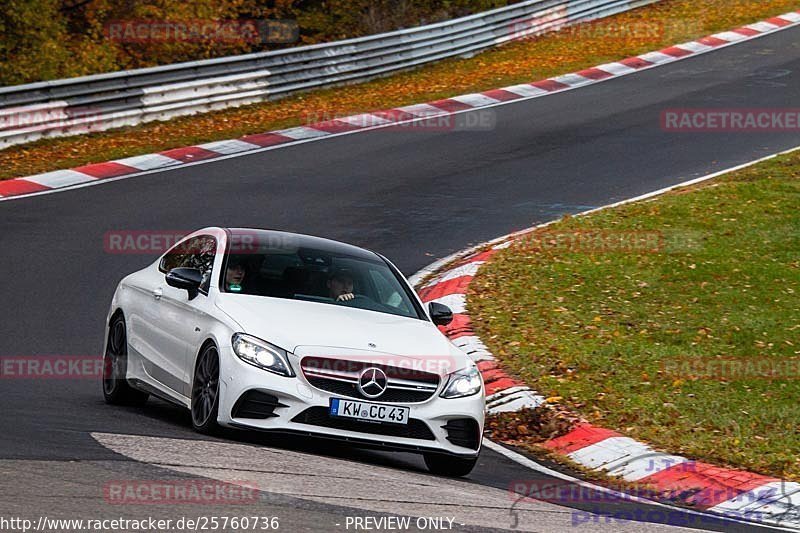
329,398,409,425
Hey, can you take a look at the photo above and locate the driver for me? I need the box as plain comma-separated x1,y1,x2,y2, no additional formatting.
225,256,246,292
327,269,355,302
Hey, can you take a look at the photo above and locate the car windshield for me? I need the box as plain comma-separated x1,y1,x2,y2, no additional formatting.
220,239,422,320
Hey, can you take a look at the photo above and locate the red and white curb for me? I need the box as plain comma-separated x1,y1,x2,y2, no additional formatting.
2,10,800,201
414,246,546,415
412,145,800,530
545,425,799,527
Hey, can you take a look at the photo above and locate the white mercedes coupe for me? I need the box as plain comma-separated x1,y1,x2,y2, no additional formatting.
103,228,484,476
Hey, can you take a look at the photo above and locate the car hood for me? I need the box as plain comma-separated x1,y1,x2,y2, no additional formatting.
215,293,470,373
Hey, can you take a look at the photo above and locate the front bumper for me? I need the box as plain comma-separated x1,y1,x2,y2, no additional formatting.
216,346,484,457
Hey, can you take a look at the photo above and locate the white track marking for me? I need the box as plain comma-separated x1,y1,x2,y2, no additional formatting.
487,390,544,412
337,113,392,127
713,31,748,42
500,84,550,97
23,169,96,188
396,103,445,117
273,126,330,140
423,261,483,286
674,41,712,53
197,139,262,154
638,51,678,64
747,22,781,32
595,62,637,76
449,93,502,107
567,437,653,472
550,73,594,87
114,153,182,170
607,453,691,482
450,335,493,358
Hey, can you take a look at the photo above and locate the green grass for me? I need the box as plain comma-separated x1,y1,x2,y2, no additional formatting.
470,150,800,480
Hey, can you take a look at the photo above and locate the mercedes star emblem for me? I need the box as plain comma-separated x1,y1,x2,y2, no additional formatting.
357,367,388,398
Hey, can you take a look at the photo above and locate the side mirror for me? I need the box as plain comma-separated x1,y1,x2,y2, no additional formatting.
166,267,203,300
429,302,453,326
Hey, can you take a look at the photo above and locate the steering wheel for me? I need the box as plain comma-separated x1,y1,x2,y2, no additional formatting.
337,294,391,312
338,294,370,304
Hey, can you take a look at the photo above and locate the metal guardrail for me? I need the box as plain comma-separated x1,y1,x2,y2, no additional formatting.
0,0,660,149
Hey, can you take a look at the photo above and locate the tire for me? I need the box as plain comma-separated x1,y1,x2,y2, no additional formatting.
423,453,478,477
103,315,149,406
191,343,221,434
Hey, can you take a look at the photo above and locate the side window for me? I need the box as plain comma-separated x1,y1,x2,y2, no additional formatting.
159,245,187,273
159,235,217,293
369,269,407,311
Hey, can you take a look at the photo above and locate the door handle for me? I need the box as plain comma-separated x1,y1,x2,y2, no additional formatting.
152,288,163,300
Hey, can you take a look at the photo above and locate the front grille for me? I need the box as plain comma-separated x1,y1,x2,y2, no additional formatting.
231,390,287,419
301,356,440,403
305,376,435,403
292,407,435,441
442,418,481,450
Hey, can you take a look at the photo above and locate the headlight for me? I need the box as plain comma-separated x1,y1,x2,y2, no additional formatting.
440,365,482,398
232,333,295,377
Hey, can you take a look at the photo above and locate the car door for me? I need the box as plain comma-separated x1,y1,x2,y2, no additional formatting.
124,260,170,384
147,235,218,397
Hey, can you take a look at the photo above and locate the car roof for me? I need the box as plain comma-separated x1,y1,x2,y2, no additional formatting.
225,228,380,261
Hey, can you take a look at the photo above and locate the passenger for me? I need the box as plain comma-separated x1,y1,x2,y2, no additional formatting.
225,256,246,292
327,269,355,302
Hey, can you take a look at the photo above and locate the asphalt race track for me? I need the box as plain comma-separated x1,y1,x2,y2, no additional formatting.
1,25,799,532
